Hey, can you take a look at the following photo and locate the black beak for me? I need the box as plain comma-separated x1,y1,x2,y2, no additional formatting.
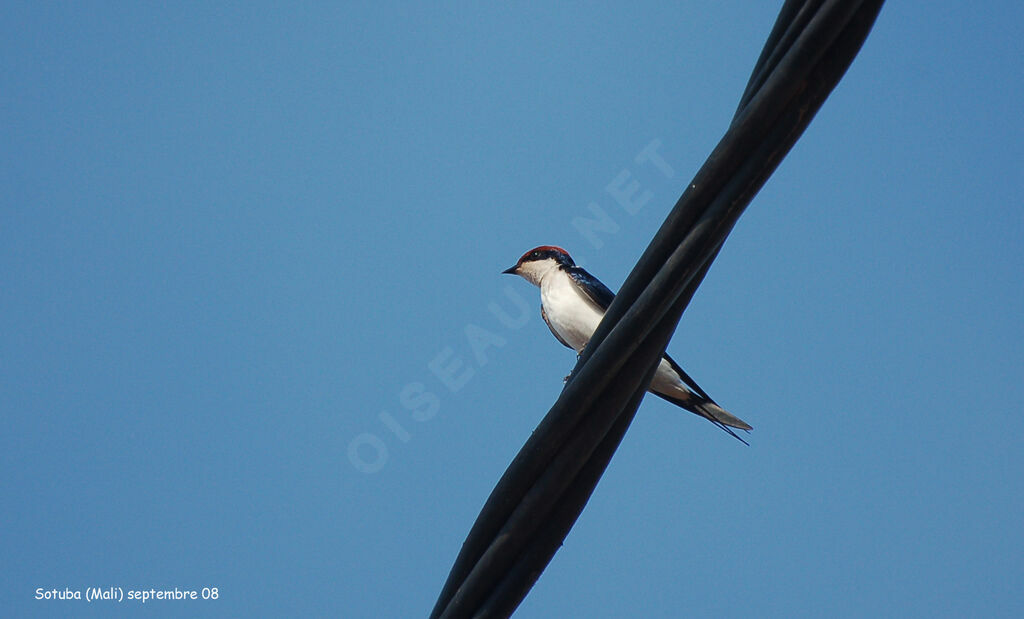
502,265,518,275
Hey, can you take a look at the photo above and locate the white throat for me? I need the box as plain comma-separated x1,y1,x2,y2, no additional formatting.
516,258,562,287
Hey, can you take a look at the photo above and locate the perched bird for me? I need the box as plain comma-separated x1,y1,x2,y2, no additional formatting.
503,245,751,441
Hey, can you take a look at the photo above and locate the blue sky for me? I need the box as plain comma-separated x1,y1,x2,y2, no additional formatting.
2,2,1022,617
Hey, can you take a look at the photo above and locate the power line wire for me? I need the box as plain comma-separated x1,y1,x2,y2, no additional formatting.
430,2,885,616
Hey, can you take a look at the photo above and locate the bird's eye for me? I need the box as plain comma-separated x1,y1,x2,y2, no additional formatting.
530,251,540,258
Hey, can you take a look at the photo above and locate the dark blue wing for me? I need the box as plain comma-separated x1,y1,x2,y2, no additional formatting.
567,266,616,311
569,266,731,409
661,352,714,402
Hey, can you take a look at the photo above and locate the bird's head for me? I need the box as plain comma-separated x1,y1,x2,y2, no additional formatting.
502,246,574,286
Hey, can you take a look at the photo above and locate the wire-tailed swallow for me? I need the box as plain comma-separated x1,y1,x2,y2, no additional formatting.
503,245,752,441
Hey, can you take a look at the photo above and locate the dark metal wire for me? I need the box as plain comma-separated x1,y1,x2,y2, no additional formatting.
430,1,885,617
